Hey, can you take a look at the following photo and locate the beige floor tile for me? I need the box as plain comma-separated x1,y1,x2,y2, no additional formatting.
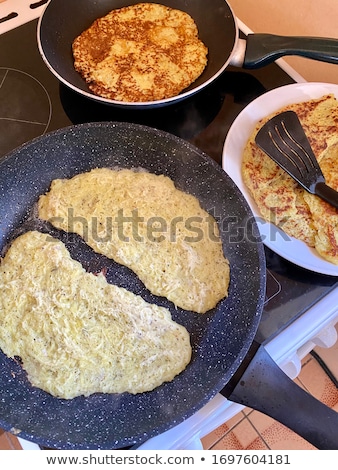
211,419,269,450
201,410,248,449
201,423,232,450
230,416,263,449
0,430,22,450
225,410,246,429
210,431,244,450
242,407,254,416
255,420,316,450
245,409,315,450
245,409,276,435
247,408,316,450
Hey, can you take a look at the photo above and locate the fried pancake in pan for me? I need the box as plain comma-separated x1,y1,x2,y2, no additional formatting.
0,231,192,399
38,168,230,313
72,3,208,102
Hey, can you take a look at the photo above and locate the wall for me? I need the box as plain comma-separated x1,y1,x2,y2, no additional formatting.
228,0,338,84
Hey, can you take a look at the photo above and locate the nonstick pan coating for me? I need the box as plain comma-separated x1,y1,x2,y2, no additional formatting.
0,122,266,449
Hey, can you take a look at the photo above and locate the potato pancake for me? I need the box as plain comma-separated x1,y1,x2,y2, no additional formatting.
72,3,208,102
303,142,338,263
242,94,338,263
0,231,191,399
38,168,230,313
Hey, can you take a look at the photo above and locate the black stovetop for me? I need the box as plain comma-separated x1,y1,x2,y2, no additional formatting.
1,19,337,344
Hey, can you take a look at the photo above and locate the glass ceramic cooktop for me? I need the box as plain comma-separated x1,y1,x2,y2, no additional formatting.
1,19,337,344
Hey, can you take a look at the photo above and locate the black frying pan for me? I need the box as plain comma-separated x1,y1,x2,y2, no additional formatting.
37,0,338,108
0,122,337,450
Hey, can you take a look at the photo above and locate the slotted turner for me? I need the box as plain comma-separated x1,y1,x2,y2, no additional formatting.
255,110,338,209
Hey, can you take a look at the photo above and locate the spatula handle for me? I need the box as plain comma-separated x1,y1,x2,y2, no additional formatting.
315,182,338,209
244,34,338,68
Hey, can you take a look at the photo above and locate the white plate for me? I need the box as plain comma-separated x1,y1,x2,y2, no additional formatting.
222,82,338,276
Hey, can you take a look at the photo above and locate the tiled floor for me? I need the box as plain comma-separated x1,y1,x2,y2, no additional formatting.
202,324,338,450
0,429,22,450
1,325,337,451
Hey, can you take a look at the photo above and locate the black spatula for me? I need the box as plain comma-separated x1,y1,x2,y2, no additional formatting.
255,110,338,209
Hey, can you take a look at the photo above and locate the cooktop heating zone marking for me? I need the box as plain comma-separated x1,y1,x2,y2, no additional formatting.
0,67,52,156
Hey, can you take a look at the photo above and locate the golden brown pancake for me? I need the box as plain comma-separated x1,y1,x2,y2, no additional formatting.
242,94,338,263
72,3,208,102
0,231,192,399
303,142,338,263
38,168,230,313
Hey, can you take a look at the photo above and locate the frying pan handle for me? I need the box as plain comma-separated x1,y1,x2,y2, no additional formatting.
243,33,338,68
221,342,338,449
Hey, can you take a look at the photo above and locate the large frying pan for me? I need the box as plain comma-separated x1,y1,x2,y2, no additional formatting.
0,122,337,450
37,0,338,108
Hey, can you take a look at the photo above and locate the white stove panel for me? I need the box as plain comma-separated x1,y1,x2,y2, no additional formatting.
0,0,47,35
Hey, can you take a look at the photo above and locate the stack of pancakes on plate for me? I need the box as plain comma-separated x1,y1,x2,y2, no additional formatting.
242,93,338,264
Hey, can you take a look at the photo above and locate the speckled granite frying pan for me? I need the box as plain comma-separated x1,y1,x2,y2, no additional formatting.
0,122,337,450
